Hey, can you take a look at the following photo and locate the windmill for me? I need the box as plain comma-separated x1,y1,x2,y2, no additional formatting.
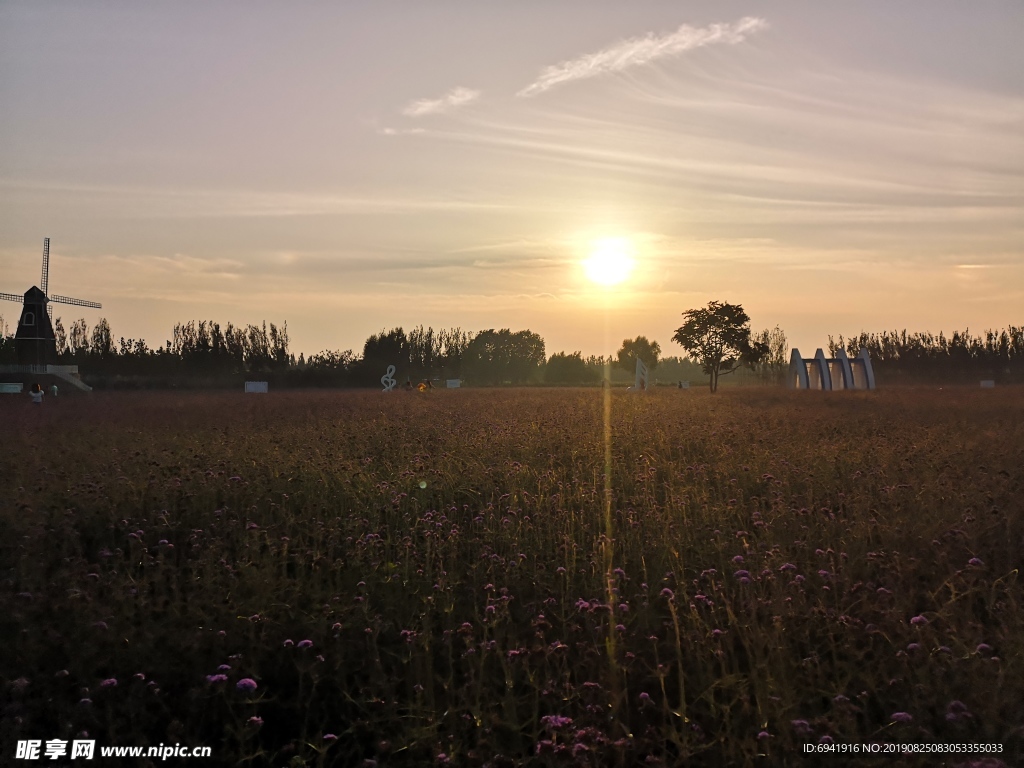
1,238,102,366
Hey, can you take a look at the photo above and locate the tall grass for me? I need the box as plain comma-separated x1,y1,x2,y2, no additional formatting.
1,388,1021,766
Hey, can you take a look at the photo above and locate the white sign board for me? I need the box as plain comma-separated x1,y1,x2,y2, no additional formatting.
244,381,269,393
0,383,24,394
446,379,461,388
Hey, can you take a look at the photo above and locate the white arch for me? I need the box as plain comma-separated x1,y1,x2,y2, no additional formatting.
813,349,832,390
789,348,809,389
858,348,876,389
834,348,854,389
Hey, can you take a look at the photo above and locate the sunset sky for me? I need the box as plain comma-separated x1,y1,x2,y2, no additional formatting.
2,2,1022,359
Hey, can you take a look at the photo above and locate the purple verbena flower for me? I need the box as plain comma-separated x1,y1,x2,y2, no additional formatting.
541,715,573,729
236,678,258,692
791,720,812,735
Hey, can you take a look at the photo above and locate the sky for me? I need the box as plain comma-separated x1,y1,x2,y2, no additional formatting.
1,2,1022,359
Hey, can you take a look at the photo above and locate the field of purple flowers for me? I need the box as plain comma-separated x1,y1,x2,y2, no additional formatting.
2,387,1022,767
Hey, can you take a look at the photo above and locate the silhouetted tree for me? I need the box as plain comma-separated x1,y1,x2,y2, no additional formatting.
545,351,599,384
437,328,472,380
408,325,439,376
752,326,788,384
672,301,766,392
828,327,1023,384
463,329,545,385
69,318,90,359
53,317,67,358
616,336,661,374
0,314,14,363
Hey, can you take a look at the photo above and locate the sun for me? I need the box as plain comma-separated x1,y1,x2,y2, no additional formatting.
583,238,635,286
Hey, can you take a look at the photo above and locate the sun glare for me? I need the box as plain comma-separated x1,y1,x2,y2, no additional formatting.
584,238,634,286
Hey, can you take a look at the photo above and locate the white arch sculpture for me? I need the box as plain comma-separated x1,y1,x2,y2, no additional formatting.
789,348,875,390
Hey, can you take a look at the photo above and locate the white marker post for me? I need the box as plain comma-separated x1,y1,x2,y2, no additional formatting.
634,358,649,392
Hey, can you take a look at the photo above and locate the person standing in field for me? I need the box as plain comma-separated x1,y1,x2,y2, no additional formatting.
50,383,58,398
30,383,43,406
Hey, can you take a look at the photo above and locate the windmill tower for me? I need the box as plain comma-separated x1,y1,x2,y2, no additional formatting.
1,238,102,366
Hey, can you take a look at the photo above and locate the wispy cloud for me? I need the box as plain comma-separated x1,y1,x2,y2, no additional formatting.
379,127,426,136
0,179,519,217
403,86,481,116
518,17,768,97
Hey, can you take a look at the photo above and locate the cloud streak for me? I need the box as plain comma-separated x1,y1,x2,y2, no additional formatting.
518,16,768,97
403,86,481,116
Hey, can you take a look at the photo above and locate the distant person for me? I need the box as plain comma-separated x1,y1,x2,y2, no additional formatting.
404,378,414,391
50,383,58,397
30,383,43,406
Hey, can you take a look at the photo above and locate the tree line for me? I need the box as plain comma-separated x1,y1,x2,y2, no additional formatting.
829,328,1024,384
0,306,792,391
2,306,1019,388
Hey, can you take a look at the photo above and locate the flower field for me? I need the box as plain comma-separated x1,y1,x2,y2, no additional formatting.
2,387,1022,766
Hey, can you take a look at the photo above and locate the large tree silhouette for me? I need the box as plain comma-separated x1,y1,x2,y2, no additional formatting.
672,301,766,392
616,336,661,374
463,329,545,385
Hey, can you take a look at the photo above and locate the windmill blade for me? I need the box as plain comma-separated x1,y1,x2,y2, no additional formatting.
50,294,102,309
41,237,50,297
1,292,24,303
